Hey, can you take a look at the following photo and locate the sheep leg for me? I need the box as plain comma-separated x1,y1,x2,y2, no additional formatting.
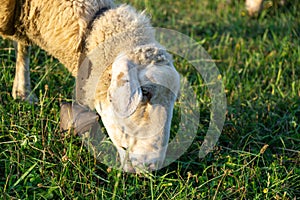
12,42,37,103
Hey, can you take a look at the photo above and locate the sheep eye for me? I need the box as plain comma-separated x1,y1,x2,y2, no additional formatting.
141,86,153,102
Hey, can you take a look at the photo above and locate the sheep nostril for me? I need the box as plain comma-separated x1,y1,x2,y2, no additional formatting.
148,163,156,170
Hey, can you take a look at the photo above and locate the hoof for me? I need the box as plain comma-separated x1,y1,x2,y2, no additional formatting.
12,90,38,104
60,102,99,135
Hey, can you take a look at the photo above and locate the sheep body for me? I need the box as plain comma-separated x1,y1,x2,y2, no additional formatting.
1,0,115,75
245,0,286,16
0,0,180,172
0,0,16,35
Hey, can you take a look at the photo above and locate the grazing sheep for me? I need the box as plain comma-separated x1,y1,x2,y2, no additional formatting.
245,0,264,16
245,0,286,16
0,0,180,172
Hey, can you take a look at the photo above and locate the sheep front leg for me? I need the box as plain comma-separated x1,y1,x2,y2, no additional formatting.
12,42,37,103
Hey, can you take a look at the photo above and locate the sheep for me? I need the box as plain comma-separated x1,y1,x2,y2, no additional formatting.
245,0,286,16
0,0,180,172
245,0,264,16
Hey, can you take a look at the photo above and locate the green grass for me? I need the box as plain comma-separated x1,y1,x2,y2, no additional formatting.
1,0,299,199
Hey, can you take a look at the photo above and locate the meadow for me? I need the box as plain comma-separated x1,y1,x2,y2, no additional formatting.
0,0,299,199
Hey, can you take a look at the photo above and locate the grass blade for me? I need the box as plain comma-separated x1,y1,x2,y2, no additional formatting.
12,162,38,188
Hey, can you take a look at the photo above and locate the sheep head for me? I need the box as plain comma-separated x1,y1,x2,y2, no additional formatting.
94,45,180,172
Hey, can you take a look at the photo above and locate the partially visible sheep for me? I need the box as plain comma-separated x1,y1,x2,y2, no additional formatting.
245,0,286,16
0,0,180,172
245,0,264,16
0,0,16,35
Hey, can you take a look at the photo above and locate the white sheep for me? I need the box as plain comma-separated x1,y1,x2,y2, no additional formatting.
0,0,180,172
245,0,286,16
246,0,264,16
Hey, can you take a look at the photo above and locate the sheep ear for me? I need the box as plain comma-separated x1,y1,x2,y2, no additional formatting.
108,55,142,118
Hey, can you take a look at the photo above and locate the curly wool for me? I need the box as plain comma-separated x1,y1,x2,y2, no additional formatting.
1,0,115,75
1,0,172,104
0,0,16,35
0,0,167,77
127,44,173,66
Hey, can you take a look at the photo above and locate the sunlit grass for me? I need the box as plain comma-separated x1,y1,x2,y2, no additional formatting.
1,0,299,199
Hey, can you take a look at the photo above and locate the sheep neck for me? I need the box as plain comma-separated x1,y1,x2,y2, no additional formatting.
84,5,155,60
78,5,156,109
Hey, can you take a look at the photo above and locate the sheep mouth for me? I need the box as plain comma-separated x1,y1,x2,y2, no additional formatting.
117,145,168,173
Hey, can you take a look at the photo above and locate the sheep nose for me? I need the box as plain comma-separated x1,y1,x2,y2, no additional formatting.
130,159,163,173
123,163,136,173
123,160,160,173
147,163,158,171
